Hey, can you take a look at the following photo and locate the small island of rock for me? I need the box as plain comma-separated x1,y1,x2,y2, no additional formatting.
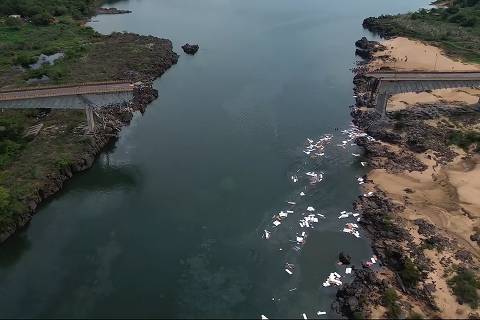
181,43,199,55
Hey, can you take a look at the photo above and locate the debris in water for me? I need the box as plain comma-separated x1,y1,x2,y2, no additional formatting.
264,230,271,239
323,272,342,287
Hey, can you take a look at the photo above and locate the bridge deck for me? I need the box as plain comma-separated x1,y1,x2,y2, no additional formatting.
0,81,134,102
366,71,480,81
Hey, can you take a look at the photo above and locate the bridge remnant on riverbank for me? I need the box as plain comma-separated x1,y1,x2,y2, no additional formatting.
0,81,136,132
366,71,480,116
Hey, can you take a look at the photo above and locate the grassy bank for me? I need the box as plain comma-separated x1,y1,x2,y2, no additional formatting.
364,0,480,63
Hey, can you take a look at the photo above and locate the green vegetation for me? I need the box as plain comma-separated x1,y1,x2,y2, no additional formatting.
448,267,480,308
383,287,402,318
0,110,89,227
0,0,176,233
0,0,96,22
367,0,480,62
448,130,480,151
0,1,100,224
399,257,422,288
0,17,99,87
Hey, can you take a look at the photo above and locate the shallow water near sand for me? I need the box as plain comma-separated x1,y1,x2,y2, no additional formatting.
0,0,430,318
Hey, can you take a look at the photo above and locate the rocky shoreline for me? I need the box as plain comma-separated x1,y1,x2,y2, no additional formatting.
0,34,179,243
333,35,480,318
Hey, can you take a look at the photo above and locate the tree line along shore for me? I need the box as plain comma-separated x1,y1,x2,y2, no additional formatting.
0,0,178,241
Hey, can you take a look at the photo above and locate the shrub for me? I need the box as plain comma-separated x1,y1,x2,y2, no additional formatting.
4,16,22,29
0,187,10,215
384,288,402,318
448,131,480,150
448,268,480,308
461,17,477,26
14,52,37,67
400,257,421,288
31,12,53,25
446,7,460,14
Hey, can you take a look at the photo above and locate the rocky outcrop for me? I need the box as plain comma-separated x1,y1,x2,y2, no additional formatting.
354,36,386,61
181,43,199,55
96,8,132,15
362,16,396,38
334,269,383,319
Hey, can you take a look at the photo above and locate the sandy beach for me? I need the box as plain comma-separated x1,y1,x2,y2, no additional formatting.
370,37,480,111
351,36,480,318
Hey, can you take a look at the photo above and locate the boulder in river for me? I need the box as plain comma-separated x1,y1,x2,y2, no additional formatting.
339,252,352,265
182,43,199,55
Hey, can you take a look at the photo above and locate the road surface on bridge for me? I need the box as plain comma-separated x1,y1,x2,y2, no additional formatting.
366,71,480,81
0,82,134,102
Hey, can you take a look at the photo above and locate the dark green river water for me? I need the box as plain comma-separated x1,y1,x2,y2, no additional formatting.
0,0,429,318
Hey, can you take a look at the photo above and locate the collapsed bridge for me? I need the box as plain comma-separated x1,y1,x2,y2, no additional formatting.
365,71,480,116
0,81,136,132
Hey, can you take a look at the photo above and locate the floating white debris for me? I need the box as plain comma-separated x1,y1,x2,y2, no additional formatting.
264,230,270,239
323,272,343,287
346,267,352,274
273,220,281,227
343,223,361,238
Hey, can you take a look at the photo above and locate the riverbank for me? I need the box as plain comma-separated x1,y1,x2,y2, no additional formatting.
336,35,480,318
0,6,178,242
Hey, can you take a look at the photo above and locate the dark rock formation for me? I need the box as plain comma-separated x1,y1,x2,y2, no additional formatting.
339,252,352,265
182,43,199,55
334,269,382,319
96,7,132,15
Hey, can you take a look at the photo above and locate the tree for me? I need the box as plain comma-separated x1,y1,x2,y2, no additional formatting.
31,12,53,25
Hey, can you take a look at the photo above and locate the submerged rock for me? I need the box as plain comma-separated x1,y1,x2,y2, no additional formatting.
182,43,199,55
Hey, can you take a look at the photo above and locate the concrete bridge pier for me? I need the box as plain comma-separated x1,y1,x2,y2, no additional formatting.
376,91,389,118
85,106,95,133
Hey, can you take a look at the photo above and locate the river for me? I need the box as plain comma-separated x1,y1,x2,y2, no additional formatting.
0,0,429,318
